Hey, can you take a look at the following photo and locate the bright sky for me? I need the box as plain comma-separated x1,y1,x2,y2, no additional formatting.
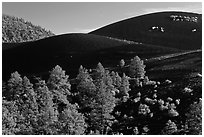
2,2,202,35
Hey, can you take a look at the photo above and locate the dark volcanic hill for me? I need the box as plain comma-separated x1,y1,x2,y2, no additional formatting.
3,12,201,81
90,11,202,50
2,14,54,43
3,33,179,80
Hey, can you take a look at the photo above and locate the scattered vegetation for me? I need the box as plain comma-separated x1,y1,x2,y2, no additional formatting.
2,56,201,135
169,14,198,23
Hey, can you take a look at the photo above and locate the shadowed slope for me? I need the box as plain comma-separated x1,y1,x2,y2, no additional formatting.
3,33,178,80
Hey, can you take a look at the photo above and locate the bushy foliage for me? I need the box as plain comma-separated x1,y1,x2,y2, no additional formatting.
185,99,202,135
2,14,54,43
2,100,19,135
161,120,178,135
119,59,125,67
57,104,87,135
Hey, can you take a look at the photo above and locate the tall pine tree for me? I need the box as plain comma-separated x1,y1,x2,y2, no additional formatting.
35,80,58,135
129,56,146,79
47,65,71,108
89,63,116,134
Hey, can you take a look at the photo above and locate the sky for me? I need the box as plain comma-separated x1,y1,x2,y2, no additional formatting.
2,2,202,35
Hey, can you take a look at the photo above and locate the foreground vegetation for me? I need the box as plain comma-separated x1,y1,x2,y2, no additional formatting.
2,56,201,135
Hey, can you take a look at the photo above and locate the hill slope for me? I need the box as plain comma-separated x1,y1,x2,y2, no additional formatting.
146,50,202,80
3,33,179,80
90,11,202,50
2,14,54,43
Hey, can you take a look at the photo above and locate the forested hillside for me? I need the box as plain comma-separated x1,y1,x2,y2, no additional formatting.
2,14,54,43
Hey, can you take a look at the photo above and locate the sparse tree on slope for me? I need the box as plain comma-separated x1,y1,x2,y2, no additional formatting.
119,59,125,68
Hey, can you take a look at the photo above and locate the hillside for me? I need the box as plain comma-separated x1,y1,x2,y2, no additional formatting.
2,14,54,43
90,11,202,50
145,50,202,80
2,33,179,80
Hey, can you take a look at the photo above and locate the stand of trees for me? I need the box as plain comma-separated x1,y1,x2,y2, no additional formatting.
2,14,54,43
2,56,202,135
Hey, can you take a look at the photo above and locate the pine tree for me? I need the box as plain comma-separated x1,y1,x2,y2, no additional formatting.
117,73,131,102
185,100,202,135
129,56,146,79
15,76,39,134
35,80,59,135
57,103,87,135
89,80,116,134
6,73,38,134
84,63,117,134
110,71,122,88
94,62,106,80
76,65,96,109
77,65,90,81
47,65,71,106
7,71,23,100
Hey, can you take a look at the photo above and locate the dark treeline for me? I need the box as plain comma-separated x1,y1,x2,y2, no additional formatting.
2,56,201,135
